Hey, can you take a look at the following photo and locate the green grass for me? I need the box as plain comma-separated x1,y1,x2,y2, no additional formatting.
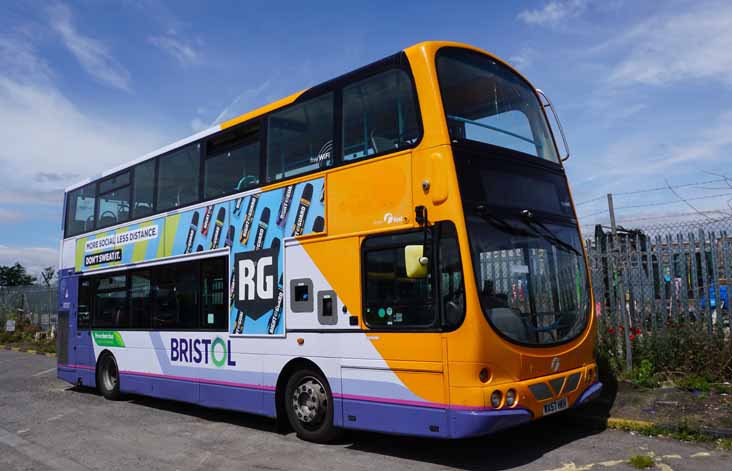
628,455,654,469
607,420,732,451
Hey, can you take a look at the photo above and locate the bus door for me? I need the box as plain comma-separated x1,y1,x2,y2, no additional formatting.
57,271,75,368
74,275,96,385
340,223,464,436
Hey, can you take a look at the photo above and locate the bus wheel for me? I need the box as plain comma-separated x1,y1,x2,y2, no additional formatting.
284,368,341,443
97,353,121,400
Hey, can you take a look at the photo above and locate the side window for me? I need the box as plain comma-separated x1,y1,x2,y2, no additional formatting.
133,159,155,219
129,270,152,328
77,278,93,329
204,123,260,199
152,261,199,329
65,183,97,237
96,171,131,229
157,144,200,211
93,274,128,328
363,231,435,328
201,257,227,330
342,69,420,161
267,93,334,182
438,222,465,329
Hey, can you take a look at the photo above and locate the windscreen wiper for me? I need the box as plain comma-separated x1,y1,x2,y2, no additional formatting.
473,205,530,236
519,210,582,257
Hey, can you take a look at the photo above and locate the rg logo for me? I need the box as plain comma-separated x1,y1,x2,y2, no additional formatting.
234,246,279,320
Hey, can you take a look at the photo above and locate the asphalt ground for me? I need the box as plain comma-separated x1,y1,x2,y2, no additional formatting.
0,350,729,471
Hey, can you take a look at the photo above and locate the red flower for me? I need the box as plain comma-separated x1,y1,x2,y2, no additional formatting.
634,327,642,335
629,333,636,341
607,327,616,334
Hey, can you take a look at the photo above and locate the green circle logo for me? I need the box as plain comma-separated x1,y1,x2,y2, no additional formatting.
211,337,227,367
378,308,385,318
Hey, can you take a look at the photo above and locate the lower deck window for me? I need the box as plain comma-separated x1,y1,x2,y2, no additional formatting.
77,256,228,331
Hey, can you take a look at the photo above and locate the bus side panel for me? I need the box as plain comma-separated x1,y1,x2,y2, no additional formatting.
340,365,449,437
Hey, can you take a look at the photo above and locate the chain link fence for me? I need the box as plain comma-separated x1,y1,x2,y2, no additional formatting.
0,286,58,332
585,216,732,369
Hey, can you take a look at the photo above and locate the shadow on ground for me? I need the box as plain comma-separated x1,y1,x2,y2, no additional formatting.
69,384,614,471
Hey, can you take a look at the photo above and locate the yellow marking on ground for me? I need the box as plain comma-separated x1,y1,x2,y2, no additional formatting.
656,463,674,471
597,460,625,467
690,452,711,458
544,463,595,471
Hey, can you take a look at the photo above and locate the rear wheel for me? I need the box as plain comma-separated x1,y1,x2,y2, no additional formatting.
97,353,121,400
284,368,341,443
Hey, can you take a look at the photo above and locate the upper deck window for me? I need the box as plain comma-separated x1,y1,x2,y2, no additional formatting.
96,171,131,229
133,159,155,219
157,144,200,212
66,183,97,236
204,123,260,199
342,69,419,161
436,48,558,163
267,93,334,182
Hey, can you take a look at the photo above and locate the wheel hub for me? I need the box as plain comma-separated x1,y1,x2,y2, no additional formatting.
291,378,327,425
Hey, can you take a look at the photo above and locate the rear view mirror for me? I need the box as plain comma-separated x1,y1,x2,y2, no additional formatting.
405,245,428,278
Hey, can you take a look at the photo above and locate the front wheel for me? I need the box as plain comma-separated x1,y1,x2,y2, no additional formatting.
97,353,121,400
284,368,341,443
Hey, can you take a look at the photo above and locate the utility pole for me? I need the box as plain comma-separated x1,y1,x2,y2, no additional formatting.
608,193,632,372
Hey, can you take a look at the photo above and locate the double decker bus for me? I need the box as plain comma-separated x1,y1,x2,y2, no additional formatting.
56,41,600,442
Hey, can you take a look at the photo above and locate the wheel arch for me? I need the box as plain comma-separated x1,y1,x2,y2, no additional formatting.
274,357,330,430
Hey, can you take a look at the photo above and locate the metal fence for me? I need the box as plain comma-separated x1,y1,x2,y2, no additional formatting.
0,286,58,331
586,218,732,341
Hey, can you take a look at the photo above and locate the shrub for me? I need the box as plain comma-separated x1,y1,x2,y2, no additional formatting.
597,316,732,385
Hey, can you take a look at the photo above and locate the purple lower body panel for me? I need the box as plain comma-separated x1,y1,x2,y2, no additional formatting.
340,397,531,438
574,382,603,406
57,363,96,388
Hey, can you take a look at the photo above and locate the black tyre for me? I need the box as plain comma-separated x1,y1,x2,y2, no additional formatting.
284,368,341,443
97,353,121,400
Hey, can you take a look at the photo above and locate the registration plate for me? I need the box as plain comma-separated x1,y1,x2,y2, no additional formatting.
542,397,568,416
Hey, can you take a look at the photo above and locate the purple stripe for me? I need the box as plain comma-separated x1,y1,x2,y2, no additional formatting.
335,392,517,412
61,364,523,414
59,363,95,371
120,369,276,391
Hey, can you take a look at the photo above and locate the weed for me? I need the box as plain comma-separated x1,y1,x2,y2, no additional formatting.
628,455,654,469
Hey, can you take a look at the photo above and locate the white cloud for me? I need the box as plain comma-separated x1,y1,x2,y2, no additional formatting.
0,76,167,200
605,1,732,87
0,245,58,276
213,79,272,125
517,0,587,27
190,117,208,133
580,110,732,181
148,33,200,65
508,48,536,70
48,3,132,92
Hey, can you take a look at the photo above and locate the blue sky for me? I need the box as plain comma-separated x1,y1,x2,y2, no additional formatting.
1,0,731,274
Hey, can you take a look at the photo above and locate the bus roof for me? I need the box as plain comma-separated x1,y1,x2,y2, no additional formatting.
64,40,525,193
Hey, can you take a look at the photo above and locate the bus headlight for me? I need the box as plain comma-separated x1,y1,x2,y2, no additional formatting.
490,390,502,408
505,389,517,407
